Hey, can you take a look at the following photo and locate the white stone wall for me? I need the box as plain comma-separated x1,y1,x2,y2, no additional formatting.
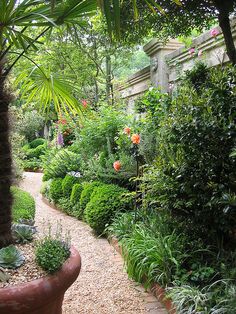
119,19,236,103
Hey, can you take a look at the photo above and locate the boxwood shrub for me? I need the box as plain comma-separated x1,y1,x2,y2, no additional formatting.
70,183,83,204
49,178,63,203
80,181,103,211
84,183,131,235
29,138,45,149
11,186,35,222
61,175,79,198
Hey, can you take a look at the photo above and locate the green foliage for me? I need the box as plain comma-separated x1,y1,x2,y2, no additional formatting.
26,144,46,159
35,238,70,274
62,174,79,198
70,183,83,204
22,158,42,170
120,223,186,287
84,184,131,235
29,138,46,148
11,186,35,222
12,223,36,243
77,105,126,160
0,245,25,269
80,181,103,211
184,62,209,91
57,197,73,215
43,149,81,181
143,65,236,244
18,110,44,142
40,180,51,199
49,178,63,203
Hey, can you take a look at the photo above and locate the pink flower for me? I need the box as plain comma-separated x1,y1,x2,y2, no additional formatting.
210,28,219,38
198,50,203,57
131,134,140,145
189,48,195,56
81,99,88,108
113,161,121,172
124,127,131,135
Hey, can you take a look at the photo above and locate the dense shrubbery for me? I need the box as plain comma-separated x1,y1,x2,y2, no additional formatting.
84,184,131,235
143,64,236,245
62,174,80,198
11,186,35,222
42,149,81,181
49,178,63,203
80,181,103,212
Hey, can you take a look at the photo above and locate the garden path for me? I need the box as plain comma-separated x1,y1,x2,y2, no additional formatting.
20,172,167,314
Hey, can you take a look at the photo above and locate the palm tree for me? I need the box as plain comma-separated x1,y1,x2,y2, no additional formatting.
0,0,97,248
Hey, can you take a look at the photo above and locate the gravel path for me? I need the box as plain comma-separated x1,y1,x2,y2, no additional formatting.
20,172,167,314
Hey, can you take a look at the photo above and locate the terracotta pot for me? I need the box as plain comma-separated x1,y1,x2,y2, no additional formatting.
0,246,81,314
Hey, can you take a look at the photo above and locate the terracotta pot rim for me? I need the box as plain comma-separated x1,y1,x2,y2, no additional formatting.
0,246,81,311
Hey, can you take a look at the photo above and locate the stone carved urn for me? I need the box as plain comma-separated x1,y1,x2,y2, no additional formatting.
0,246,81,314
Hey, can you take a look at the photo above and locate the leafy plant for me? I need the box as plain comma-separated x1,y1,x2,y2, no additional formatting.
29,138,46,149
35,238,70,274
43,149,81,181
70,183,83,205
84,183,131,235
80,181,103,212
62,174,79,198
12,223,36,243
0,245,25,269
49,178,63,203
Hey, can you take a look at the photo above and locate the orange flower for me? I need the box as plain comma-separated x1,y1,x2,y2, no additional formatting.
81,99,88,108
113,161,121,172
131,134,140,144
124,127,131,135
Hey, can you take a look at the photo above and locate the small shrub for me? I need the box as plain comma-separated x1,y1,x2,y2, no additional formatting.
11,186,35,222
84,184,131,235
62,175,79,198
49,178,63,203
26,144,45,159
29,138,45,148
70,183,83,204
35,238,70,273
0,245,25,269
80,181,103,211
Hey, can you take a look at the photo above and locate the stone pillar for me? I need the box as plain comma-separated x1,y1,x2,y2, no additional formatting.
143,39,183,92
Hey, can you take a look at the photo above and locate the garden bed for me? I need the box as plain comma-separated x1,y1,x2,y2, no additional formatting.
109,237,175,314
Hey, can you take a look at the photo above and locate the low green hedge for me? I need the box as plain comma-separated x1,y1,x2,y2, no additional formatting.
80,181,103,212
11,186,35,222
70,183,83,204
62,175,79,198
84,183,131,235
49,178,63,203
29,138,45,149
26,144,46,159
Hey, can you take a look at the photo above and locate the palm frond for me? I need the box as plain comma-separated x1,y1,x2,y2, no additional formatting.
15,66,83,116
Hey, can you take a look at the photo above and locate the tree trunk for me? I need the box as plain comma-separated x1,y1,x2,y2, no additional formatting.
0,62,13,248
214,0,236,65
105,54,112,104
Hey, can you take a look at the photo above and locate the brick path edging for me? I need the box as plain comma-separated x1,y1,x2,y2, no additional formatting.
109,237,176,314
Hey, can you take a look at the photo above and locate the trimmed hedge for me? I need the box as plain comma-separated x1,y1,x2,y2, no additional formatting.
62,175,79,198
26,144,45,159
84,183,131,235
49,178,63,203
11,186,35,222
70,183,83,204
29,138,45,149
80,181,103,211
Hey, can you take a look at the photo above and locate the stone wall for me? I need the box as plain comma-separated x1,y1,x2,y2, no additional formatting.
118,19,236,103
